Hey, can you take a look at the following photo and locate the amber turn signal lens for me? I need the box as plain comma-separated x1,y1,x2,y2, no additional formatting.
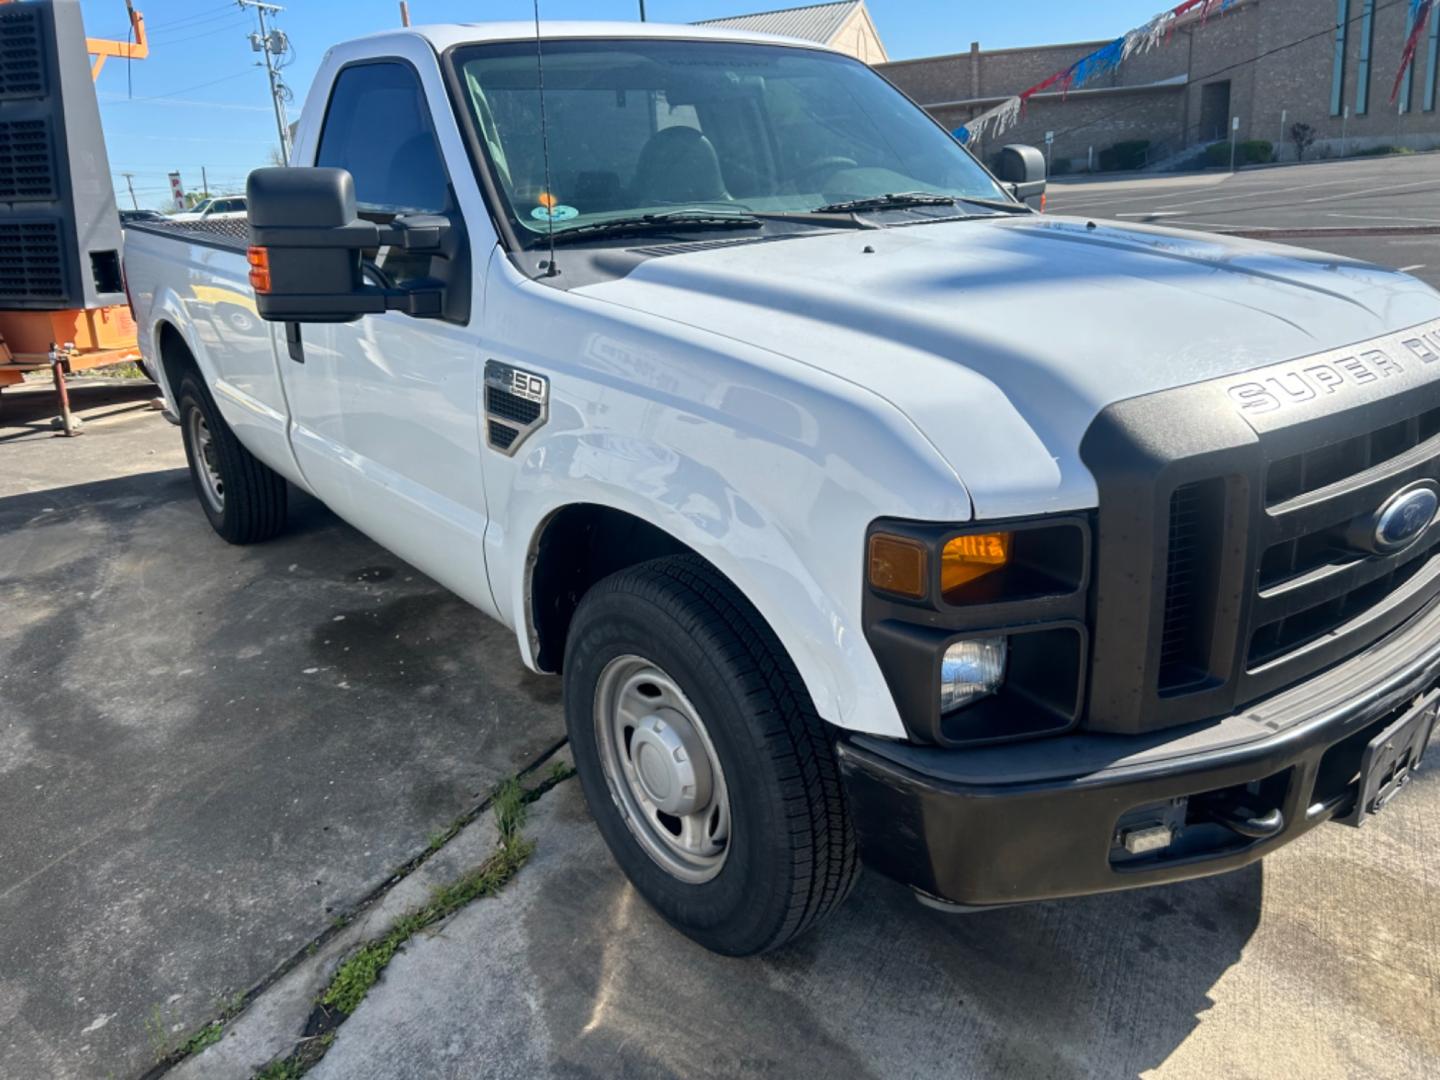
246,246,271,293
941,532,1011,595
869,533,928,599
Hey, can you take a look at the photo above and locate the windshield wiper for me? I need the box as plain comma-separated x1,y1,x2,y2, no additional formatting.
811,192,957,214
545,211,763,246
956,196,1032,215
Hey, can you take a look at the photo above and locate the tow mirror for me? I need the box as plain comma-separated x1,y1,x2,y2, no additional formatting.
996,144,1047,210
245,167,459,323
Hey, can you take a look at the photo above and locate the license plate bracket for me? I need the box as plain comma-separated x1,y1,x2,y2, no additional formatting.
1339,689,1439,826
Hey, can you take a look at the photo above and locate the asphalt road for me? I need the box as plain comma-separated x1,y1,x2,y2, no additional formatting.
4,378,1439,1080
1047,154,1440,289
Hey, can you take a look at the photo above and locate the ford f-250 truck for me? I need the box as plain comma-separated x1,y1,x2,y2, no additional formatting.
122,21,1440,956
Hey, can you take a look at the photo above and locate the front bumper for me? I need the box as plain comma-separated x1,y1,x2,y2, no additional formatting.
838,596,1440,908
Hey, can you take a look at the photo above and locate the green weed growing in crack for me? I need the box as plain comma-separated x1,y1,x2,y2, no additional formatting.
253,1034,332,1080
322,778,532,1017
149,988,248,1065
251,770,547,1078
178,1019,226,1057
548,759,577,784
143,1005,172,1062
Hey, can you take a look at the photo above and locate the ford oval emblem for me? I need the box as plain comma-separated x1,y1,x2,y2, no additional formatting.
1373,484,1438,554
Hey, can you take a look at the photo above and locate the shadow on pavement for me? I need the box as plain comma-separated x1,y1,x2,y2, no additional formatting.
520,787,1263,1080
0,379,160,443
0,468,566,1080
312,779,1263,1080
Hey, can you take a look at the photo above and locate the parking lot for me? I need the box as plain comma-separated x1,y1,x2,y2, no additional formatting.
3,158,1440,1079
1048,153,1440,289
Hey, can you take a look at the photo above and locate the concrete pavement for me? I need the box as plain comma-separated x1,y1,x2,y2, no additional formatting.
216,769,1438,1080
0,383,565,1079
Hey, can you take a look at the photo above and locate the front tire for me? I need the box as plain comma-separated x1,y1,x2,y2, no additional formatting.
564,555,858,956
177,372,288,544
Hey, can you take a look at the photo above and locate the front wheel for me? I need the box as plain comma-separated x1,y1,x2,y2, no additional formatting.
177,372,288,544
564,555,858,956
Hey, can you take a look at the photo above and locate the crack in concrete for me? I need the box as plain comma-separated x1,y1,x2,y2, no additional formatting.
140,737,572,1080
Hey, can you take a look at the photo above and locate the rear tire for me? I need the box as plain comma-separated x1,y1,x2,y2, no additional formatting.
564,554,858,956
177,371,287,544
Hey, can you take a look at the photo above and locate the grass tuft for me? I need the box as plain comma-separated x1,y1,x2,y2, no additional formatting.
248,761,561,1078
320,831,532,1017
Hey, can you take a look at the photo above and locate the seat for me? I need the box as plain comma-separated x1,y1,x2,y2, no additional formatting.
630,127,730,206
383,134,449,213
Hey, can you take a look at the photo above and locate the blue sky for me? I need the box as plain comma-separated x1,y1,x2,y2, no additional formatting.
82,0,1167,207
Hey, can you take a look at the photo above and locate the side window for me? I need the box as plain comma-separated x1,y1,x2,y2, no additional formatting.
316,62,450,216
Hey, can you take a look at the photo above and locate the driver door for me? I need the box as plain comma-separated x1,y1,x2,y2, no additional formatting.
278,59,493,613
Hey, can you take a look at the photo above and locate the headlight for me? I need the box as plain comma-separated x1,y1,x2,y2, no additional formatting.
940,637,1008,712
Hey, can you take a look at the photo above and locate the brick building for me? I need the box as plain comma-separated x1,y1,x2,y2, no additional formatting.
876,0,1440,170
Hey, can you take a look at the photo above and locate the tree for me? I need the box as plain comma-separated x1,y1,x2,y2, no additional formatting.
1289,122,1317,162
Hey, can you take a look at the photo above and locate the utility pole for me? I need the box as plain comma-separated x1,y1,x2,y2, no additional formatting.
121,172,138,209
639,2,647,20
201,165,209,198
399,1,410,26
238,1,292,165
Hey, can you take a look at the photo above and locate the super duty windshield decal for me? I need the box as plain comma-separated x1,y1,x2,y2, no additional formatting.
1224,319,1440,430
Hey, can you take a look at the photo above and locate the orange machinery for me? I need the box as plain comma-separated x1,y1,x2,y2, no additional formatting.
0,1,148,430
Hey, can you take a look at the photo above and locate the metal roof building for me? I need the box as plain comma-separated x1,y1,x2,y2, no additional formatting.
694,1,888,63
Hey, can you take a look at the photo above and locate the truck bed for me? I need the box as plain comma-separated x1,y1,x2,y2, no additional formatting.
124,218,251,252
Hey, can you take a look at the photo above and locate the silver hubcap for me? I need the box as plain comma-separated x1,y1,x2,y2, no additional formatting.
594,655,730,883
187,406,224,514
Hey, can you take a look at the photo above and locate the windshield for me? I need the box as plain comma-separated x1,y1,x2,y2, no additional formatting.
450,38,1011,246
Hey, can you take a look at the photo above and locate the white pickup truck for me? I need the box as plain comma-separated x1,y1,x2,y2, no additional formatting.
123,20,1440,956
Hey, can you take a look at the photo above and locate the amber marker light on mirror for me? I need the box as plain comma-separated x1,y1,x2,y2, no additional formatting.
246,246,271,293
941,532,1011,596
869,533,928,599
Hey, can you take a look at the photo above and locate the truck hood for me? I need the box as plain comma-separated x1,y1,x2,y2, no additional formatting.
575,215,1440,517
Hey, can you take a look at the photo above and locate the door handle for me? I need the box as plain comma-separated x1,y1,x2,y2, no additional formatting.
285,321,304,364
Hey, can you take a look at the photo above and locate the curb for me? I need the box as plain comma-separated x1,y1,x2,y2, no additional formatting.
1215,225,1440,239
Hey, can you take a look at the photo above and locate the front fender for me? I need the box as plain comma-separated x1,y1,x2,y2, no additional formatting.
483,268,973,739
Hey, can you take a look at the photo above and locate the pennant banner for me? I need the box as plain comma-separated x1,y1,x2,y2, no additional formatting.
962,0,1238,144
1392,0,1435,103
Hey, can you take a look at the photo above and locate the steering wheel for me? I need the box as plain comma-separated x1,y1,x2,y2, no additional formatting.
795,156,858,189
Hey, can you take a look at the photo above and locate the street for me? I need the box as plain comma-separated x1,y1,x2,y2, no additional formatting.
1047,154,1440,290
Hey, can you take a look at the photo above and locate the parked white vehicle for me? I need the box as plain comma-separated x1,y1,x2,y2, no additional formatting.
169,195,247,222
123,21,1440,955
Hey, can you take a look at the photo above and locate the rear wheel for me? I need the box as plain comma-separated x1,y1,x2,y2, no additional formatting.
564,555,858,956
177,372,288,544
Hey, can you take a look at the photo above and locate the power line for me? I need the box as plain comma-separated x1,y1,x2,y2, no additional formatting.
151,16,251,49
100,69,257,108
93,2,232,39
143,5,244,38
